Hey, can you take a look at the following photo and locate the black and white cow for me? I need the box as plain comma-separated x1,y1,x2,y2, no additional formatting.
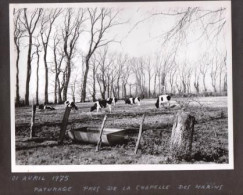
106,97,118,106
64,101,78,110
38,104,44,109
44,105,56,110
38,104,55,110
124,97,141,106
90,98,116,113
155,95,171,108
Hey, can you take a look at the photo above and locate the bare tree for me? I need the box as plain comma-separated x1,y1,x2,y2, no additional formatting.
145,57,153,98
40,8,62,104
115,54,123,99
19,8,43,105
168,63,177,94
70,74,78,103
90,55,99,101
107,58,117,98
219,52,227,93
179,63,192,94
32,38,42,105
193,65,200,94
132,57,146,97
153,54,161,96
81,8,121,102
96,47,113,99
150,7,227,46
210,56,220,93
199,54,209,92
121,59,131,98
13,9,25,105
52,33,65,103
158,50,176,94
62,8,85,101
175,73,183,94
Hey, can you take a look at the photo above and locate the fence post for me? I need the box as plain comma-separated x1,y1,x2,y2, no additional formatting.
96,115,107,152
134,114,146,154
30,104,36,138
170,110,195,159
58,106,72,144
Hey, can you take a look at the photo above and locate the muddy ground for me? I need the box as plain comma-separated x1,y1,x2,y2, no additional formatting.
15,96,229,165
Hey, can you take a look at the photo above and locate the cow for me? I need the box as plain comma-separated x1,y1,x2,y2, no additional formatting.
64,100,70,106
106,97,118,106
38,104,55,110
155,95,171,108
90,99,114,113
44,105,56,110
38,104,44,109
65,101,78,110
124,97,141,106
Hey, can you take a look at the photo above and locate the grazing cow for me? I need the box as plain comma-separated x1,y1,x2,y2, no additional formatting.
107,97,118,106
124,97,140,105
38,104,44,110
38,104,55,110
155,95,171,108
44,105,55,110
64,100,70,106
65,101,78,110
90,99,114,113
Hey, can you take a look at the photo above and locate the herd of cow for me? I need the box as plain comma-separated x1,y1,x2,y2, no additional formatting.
37,95,172,113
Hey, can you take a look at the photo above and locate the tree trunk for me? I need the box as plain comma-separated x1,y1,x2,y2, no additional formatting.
36,52,40,105
223,74,227,92
161,73,166,94
92,65,96,102
101,76,106,99
123,83,127,98
202,75,207,92
107,77,110,98
194,80,199,94
81,58,90,102
148,75,151,98
54,74,58,104
15,47,20,105
57,78,62,104
219,72,222,93
63,60,71,101
158,73,161,94
44,51,48,104
170,110,195,159
117,78,120,99
25,36,32,106
153,73,157,96
129,84,132,97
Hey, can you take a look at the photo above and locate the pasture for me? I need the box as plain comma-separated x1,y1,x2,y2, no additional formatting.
15,96,228,165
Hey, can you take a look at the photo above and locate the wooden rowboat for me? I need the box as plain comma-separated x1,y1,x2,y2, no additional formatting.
67,127,128,145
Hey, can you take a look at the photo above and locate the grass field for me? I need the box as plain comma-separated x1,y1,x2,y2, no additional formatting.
15,96,229,165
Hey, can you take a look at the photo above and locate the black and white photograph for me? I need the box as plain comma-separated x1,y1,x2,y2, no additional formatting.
10,1,233,172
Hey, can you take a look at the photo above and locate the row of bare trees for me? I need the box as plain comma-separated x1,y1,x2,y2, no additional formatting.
14,7,120,105
81,46,227,101
13,6,229,105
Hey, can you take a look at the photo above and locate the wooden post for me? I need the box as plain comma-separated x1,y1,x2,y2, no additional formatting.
58,106,72,144
134,114,146,154
30,104,36,138
170,110,195,159
96,115,107,152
